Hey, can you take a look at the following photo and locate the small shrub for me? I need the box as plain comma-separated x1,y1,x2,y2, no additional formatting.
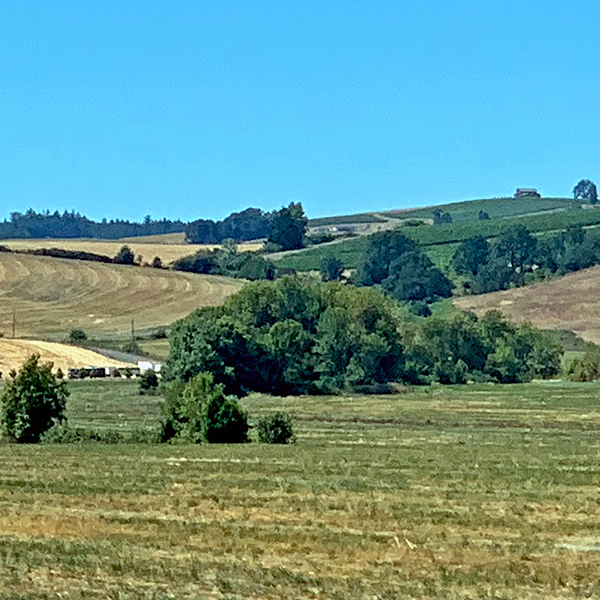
114,245,136,265
139,369,159,394
1,355,69,443
161,372,249,443
69,329,87,343
568,351,600,382
122,339,143,355
257,412,295,444
41,424,159,444
150,328,168,339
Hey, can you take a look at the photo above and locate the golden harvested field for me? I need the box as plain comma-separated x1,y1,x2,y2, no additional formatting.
0,252,242,338
1,238,263,265
455,265,600,345
0,339,132,373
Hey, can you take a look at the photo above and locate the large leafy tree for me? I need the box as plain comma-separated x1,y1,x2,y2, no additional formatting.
268,202,308,251
573,179,598,205
1,355,69,443
382,251,452,303
495,225,537,284
353,231,418,286
452,235,490,276
354,231,451,303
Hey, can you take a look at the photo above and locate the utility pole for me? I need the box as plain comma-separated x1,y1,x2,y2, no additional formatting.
12,310,15,339
131,318,135,342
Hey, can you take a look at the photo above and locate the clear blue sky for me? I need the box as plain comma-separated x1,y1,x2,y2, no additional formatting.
1,1,599,222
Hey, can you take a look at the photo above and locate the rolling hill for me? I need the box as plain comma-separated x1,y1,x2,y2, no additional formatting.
454,265,600,345
0,252,242,338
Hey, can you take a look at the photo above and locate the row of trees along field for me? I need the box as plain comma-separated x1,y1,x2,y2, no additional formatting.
165,276,561,396
452,223,600,294
0,210,186,239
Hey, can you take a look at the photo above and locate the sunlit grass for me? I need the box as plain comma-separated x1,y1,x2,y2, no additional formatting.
0,379,599,598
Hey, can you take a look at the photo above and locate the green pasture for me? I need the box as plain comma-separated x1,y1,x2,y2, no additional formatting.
0,379,599,598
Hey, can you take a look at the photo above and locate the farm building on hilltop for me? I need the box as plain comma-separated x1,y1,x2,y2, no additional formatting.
514,188,541,198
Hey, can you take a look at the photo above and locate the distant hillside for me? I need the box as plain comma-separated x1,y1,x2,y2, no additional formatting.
0,252,242,338
454,265,600,345
308,196,573,227
278,198,600,272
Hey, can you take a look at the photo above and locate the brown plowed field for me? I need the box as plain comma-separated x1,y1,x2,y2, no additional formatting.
455,265,600,344
0,339,133,373
0,252,242,337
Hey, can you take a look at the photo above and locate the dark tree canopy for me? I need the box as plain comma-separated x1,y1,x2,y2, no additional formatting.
113,245,136,265
573,179,598,205
353,231,452,303
0,209,185,240
382,251,452,303
452,235,491,276
185,208,273,244
433,210,452,224
320,256,344,282
268,202,308,251
353,231,418,287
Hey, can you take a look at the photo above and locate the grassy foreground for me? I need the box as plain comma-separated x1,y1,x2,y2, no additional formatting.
0,379,599,599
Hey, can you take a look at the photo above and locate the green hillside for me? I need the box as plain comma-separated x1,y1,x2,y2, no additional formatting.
278,197,600,272
380,196,572,222
308,196,573,228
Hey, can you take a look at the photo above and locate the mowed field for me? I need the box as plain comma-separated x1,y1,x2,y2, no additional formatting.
455,265,600,345
0,380,599,599
0,339,133,373
1,238,264,265
0,252,242,338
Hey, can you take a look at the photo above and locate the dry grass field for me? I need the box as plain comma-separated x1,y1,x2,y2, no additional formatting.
1,238,263,265
0,339,132,373
0,380,599,599
0,252,242,338
455,265,600,345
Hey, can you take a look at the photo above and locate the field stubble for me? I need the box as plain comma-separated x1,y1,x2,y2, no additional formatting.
0,380,598,598
0,252,242,338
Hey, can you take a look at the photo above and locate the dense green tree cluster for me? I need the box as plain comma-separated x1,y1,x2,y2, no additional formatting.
172,241,278,281
0,210,185,240
185,208,273,244
353,231,452,304
165,277,562,395
453,224,600,294
165,277,408,395
407,311,561,384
